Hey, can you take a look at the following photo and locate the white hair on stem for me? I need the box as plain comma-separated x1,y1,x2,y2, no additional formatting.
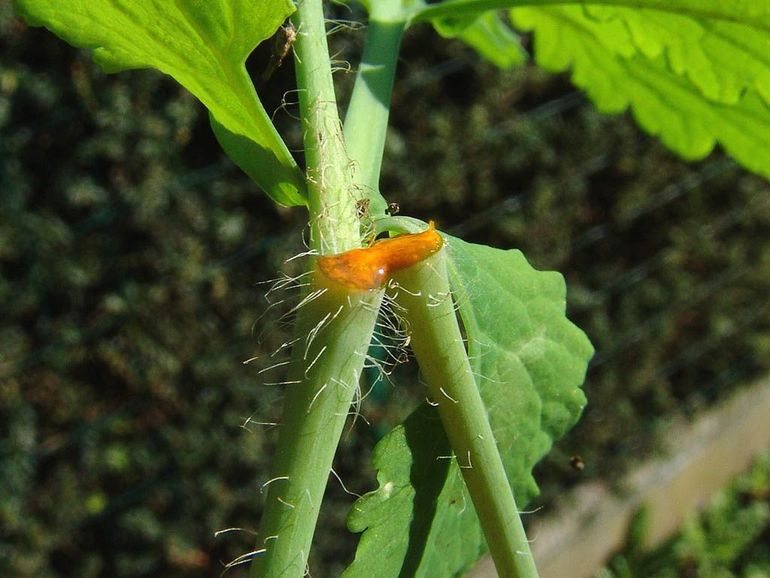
257,360,292,374
213,527,257,538
240,415,280,432
276,496,295,509
329,467,362,498
219,548,267,574
304,312,333,360
303,345,328,379
329,58,353,75
263,379,302,386
260,476,290,493
306,381,329,413
283,287,328,320
271,88,302,122
438,387,459,404
271,336,302,359
325,18,365,36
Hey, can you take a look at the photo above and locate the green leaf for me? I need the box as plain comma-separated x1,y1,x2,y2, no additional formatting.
390,1,770,179
344,404,482,578
13,0,306,206
511,5,770,180
406,1,770,181
409,0,770,33
344,236,592,577
433,11,526,69
578,6,770,107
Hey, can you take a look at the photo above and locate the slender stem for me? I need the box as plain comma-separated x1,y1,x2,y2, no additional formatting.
391,250,540,578
250,2,384,576
343,0,405,215
292,0,359,254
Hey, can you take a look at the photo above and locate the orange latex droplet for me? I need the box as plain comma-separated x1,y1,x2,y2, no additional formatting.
317,221,444,291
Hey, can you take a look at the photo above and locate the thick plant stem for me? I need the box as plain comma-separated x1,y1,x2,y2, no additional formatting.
343,0,405,214
391,250,540,578
251,1,383,576
251,282,382,578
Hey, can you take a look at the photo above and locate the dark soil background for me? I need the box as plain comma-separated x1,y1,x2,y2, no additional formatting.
2,4,770,577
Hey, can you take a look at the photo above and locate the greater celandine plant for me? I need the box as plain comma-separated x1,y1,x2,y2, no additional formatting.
14,1,770,576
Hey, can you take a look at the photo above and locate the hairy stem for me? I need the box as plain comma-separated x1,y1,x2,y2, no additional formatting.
293,0,359,254
391,250,540,578
251,1,383,576
251,283,382,578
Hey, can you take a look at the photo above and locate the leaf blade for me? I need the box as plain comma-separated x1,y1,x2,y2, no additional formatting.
13,0,306,206
433,11,527,69
410,0,770,34
344,235,592,577
511,5,770,180
410,2,770,179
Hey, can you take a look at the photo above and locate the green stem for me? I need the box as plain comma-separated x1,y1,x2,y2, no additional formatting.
391,250,540,578
250,283,382,578
293,0,359,254
250,1,384,576
343,0,405,215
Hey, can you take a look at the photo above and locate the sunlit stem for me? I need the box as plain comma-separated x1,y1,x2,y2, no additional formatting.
391,250,540,578
251,280,382,578
250,0,383,576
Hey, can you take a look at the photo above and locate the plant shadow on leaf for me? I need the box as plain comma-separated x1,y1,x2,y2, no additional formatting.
401,404,451,577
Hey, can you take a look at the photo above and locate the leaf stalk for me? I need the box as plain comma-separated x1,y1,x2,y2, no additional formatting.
391,250,541,578
344,0,406,215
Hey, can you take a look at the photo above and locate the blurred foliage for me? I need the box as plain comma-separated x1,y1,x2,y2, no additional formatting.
2,3,770,577
0,5,307,576
599,451,770,578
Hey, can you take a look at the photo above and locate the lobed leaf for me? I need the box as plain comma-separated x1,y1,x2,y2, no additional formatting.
406,1,770,181
344,235,592,577
13,0,306,206
579,6,770,107
512,6,770,180
409,0,770,32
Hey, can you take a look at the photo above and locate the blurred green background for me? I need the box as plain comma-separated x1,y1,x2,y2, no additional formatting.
2,4,769,577
599,451,770,578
